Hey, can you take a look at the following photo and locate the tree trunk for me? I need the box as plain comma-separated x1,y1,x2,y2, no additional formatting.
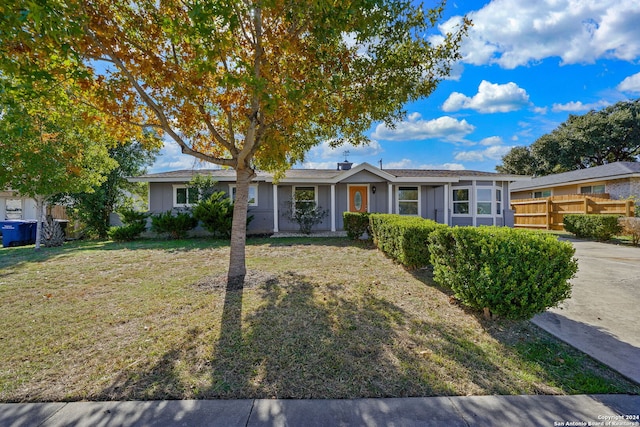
227,166,255,288
34,196,44,251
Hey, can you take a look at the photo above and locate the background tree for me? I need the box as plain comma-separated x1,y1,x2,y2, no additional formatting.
0,78,117,249
56,141,159,239
1,0,469,284
497,99,640,176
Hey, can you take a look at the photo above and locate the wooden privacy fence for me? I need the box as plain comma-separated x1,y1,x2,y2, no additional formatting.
511,194,635,230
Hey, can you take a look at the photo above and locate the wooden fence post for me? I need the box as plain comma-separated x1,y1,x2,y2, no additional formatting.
584,197,589,214
626,200,633,217
546,198,551,230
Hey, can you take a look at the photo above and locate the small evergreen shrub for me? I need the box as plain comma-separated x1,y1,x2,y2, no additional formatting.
285,200,328,234
108,223,146,241
619,217,640,246
429,226,577,320
563,214,622,241
108,209,149,241
369,214,446,269
192,191,254,238
343,212,371,240
151,210,198,239
192,191,235,238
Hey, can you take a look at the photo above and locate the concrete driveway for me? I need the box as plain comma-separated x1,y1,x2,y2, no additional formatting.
532,238,640,384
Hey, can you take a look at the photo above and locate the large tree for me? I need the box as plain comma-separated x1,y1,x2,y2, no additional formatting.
55,141,159,239
1,0,469,284
497,99,640,176
0,78,117,249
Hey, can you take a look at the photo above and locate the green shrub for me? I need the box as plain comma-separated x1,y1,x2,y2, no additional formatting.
369,214,446,269
108,208,149,241
343,212,371,240
563,214,622,241
151,210,198,239
108,223,146,241
285,200,328,234
429,226,577,320
192,191,235,238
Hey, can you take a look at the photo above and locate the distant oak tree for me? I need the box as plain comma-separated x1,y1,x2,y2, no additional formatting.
1,0,470,284
497,99,640,176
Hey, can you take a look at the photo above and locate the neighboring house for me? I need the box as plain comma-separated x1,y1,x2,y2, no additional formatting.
130,162,526,234
0,190,38,220
511,162,640,200
1,190,69,221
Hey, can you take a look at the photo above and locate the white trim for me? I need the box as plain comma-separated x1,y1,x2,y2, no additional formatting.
451,186,472,217
273,184,279,233
472,181,477,226
347,184,370,212
172,184,198,208
444,184,450,226
229,183,259,206
388,183,393,213
330,184,336,232
395,185,421,216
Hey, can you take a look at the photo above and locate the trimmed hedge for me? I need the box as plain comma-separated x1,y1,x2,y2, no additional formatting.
429,226,577,320
563,214,622,241
369,214,446,269
343,212,371,240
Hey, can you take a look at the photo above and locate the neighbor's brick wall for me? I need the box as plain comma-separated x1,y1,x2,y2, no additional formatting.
606,178,640,200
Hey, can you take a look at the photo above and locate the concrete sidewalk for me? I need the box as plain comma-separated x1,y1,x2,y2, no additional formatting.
532,238,640,384
2,394,639,427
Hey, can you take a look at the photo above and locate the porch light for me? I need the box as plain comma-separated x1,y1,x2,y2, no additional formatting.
372,186,376,194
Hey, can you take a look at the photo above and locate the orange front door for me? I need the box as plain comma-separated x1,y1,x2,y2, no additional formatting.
349,186,368,212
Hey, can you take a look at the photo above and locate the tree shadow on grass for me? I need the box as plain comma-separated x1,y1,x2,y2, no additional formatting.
94,265,633,402
203,271,510,399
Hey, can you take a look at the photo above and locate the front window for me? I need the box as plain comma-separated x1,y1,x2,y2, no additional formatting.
580,185,605,194
230,184,258,206
174,185,199,207
496,189,502,215
453,189,470,214
294,186,316,211
397,186,419,215
477,188,492,215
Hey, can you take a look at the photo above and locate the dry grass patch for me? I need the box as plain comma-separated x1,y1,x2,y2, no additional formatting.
0,238,638,402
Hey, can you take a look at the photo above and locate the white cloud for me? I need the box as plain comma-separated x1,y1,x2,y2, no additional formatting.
479,136,504,146
371,113,475,142
617,72,640,93
384,159,465,170
435,0,640,69
300,161,344,169
454,137,513,162
442,81,530,113
149,140,213,173
532,106,548,115
551,100,610,112
307,139,382,160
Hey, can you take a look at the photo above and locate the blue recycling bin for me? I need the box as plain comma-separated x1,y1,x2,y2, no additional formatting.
1,220,37,247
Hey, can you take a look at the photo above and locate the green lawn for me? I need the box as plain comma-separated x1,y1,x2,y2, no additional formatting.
1,237,638,402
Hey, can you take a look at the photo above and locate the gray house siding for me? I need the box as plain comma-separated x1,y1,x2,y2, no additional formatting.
135,163,522,234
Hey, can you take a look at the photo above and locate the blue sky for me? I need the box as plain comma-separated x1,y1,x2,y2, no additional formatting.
149,0,640,173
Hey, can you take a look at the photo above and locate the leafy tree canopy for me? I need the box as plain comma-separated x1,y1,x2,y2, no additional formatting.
54,141,159,239
497,99,640,176
0,0,469,282
0,77,117,199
